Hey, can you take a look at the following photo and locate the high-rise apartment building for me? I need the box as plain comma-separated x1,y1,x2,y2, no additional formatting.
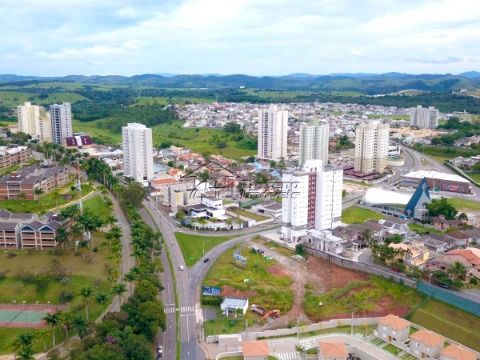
354,121,390,174
17,102,40,138
410,105,439,129
122,123,154,183
257,105,288,161
299,120,329,166
281,160,343,244
50,103,73,145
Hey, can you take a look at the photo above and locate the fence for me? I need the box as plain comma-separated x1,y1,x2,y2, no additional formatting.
305,246,417,288
416,281,480,316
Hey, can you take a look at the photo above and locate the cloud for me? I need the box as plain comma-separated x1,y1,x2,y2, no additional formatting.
1,0,479,75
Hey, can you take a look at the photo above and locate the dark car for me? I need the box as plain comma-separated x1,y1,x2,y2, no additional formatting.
203,258,210,263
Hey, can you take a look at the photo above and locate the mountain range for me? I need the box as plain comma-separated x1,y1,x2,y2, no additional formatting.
0,72,479,94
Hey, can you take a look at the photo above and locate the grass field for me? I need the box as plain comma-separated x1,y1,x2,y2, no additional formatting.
203,246,294,336
408,223,441,235
0,327,65,355
341,206,383,224
0,90,85,108
0,182,93,214
175,233,235,267
73,120,256,159
447,197,480,211
229,208,269,221
467,173,480,184
408,299,480,351
83,194,112,223
303,276,423,320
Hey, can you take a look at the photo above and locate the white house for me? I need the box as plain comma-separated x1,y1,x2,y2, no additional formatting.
377,314,411,343
409,329,445,359
221,297,249,317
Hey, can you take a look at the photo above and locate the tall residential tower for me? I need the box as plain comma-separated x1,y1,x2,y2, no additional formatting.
257,105,288,161
410,105,439,129
122,123,154,183
354,121,390,174
50,103,73,145
299,121,329,166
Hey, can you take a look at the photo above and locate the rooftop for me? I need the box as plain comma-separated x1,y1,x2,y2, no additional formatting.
440,344,476,360
404,170,469,184
378,314,410,331
410,329,444,347
318,341,348,358
242,340,269,357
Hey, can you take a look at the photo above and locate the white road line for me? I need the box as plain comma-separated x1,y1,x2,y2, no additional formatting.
186,315,190,343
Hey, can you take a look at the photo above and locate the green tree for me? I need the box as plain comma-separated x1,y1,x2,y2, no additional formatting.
119,182,147,209
448,261,467,282
43,312,60,347
14,333,35,360
80,287,93,321
426,197,458,220
112,282,127,308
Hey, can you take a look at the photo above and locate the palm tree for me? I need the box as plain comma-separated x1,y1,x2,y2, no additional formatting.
73,315,88,340
112,282,127,308
14,333,35,360
361,228,373,247
55,227,69,249
80,287,93,321
124,270,138,295
448,261,467,282
95,292,108,307
43,312,60,347
60,311,74,339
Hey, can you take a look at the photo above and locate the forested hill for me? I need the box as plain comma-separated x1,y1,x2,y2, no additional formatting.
1,72,480,94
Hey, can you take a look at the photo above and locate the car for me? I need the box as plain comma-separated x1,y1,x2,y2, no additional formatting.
203,258,209,263
179,265,185,271
156,356,162,360
157,345,163,354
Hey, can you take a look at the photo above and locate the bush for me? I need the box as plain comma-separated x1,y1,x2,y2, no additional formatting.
59,290,74,304
470,277,478,285
201,296,222,306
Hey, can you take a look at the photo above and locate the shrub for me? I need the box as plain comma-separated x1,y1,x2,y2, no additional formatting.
59,290,74,304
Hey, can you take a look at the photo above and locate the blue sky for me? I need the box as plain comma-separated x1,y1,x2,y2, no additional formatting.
1,0,479,76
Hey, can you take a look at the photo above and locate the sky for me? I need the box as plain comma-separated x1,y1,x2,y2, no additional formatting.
1,0,479,76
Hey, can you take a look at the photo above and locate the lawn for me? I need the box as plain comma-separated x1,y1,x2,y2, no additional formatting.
383,343,402,355
229,208,269,221
0,232,117,354
408,223,441,235
341,206,383,224
446,197,480,211
175,232,235,267
0,182,93,214
408,299,480,351
467,173,480,184
0,327,65,355
203,246,294,336
83,194,113,223
303,276,423,321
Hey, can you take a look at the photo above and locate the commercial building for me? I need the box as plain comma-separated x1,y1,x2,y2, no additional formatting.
0,146,31,170
354,121,389,174
50,103,73,145
257,105,288,161
122,123,154,183
299,120,329,166
0,165,70,200
410,105,439,129
403,170,472,194
281,160,343,244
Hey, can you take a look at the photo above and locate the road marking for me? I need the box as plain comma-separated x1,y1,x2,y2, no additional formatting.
164,307,176,314
180,306,195,313
277,352,301,360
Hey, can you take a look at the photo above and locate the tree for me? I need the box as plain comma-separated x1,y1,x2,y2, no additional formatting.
80,287,93,321
448,261,467,282
95,292,108,307
55,227,69,248
60,311,75,339
198,170,209,184
119,182,147,209
361,228,373,247
175,211,185,222
73,315,88,340
43,312,60,346
14,333,35,360
112,282,127,308
426,197,458,220
223,122,241,133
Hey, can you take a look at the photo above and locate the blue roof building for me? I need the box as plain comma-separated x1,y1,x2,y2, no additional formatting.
405,178,431,221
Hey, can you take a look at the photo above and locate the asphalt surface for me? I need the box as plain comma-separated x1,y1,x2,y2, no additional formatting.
143,199,281,360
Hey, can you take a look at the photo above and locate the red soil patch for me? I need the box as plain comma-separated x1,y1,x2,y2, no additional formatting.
267,265,289,277
221,285,257,298
306,256,368,292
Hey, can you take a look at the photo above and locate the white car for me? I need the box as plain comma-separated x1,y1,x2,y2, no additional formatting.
157,345,163,354
179,265,185,271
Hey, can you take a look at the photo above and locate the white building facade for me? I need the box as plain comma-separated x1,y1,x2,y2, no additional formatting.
17,102,40,138
354,121,390,174
257,105,288,161
410,105,439,129
281,160,343,244
122,123,154,183
50,103,73,145
299,121,329,166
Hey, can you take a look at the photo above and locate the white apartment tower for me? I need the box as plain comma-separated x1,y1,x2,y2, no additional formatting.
354,121,390,174
122,123,154,183
50,103,73,144
410,105,439,129
17,102,40,138
257,105,288,161
299,121,329,166
281,160,343,244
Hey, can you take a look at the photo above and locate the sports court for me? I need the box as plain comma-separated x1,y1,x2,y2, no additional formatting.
0,304,63,328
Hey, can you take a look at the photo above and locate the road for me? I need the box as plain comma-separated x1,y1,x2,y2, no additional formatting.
142,199,281,360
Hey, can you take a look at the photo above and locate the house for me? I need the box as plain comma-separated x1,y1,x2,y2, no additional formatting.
150,177,177,198
390,242,430,268
19,220,63,250
379,217,410,236
252,200,282,218
0,146,31,170
220,297,249,317
0,222,19,249
423,235,453,254
429,247,480,281
242,340,269,360
318,341,348,360
377,314,411,343
184,195,227,220
409,329,445,359
446,231,473,247
440,344,476,360
431,216,464,232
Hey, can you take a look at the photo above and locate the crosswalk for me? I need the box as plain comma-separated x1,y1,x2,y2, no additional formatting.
164,305,195,314
276,352,301,360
